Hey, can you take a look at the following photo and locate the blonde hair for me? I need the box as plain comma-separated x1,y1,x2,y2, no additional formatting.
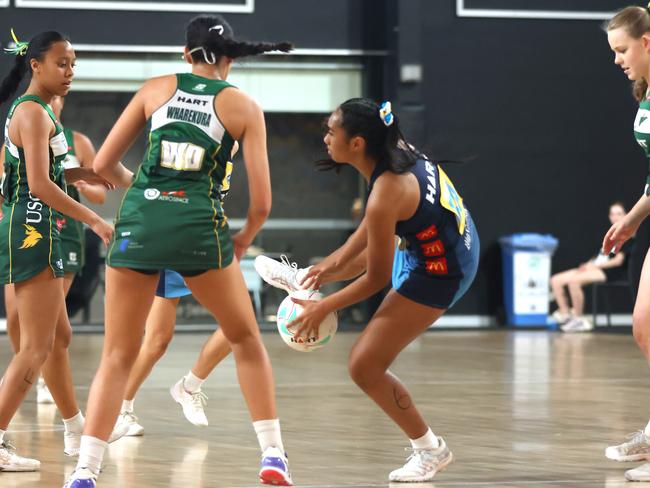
607,6,650,101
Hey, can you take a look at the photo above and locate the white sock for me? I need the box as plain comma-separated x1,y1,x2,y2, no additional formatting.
183,371,205,393
76,436,107,476
63,411,85,434
122,399,134,413
0,429,5,444
410,428,440,450
644,419,650,437
253,419,284,453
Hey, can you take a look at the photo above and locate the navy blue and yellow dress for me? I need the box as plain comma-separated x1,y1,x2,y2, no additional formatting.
368,158,480,309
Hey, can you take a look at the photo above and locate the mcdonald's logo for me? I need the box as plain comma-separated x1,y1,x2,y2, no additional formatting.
425,257,448,275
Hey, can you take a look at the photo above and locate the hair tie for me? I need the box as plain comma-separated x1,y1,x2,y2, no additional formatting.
379,101,394,127
187,46,216,65
4,28,29,57
209,24,224,36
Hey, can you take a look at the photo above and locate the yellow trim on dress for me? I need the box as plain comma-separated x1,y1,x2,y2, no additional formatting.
207,144,222,267
7,144,22,283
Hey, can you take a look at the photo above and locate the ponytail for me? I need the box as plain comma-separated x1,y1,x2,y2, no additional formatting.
186,14,293,65
0,55,28,106
634,79,649,102
218,38,293,59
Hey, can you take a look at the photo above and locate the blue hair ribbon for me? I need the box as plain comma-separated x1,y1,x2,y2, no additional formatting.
379,101,394,127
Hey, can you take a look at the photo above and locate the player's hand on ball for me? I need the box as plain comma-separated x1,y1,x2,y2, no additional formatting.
299,261,334,290
287,297,328,340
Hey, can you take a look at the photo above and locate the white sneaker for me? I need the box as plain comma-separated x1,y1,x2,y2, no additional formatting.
108,416,130,444
606,430,650,462
62,467,97,487
116,411,145,437
170,379,208,427
64,418,130,457
254,255,311,293
626,462,650,481
551,310,571,325
0,440,40,472
37,377,55,404
561,317,594,333
388,437,453,482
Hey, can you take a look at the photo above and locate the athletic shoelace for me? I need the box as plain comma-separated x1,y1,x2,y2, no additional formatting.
122,411,139,423
190,390,208,410
0,440,16,453
400,448,438,475
622,430,650,448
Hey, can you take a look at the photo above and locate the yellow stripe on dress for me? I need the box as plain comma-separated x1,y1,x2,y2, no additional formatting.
7,146,23,283
48,205,54,275
208,144,222,268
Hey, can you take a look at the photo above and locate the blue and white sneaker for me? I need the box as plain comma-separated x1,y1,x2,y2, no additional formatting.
259,446,292,486
63,467,97,488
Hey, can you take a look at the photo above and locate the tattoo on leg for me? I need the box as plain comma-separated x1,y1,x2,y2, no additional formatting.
23,368,34,386
393,387,412,410
19,368,35,394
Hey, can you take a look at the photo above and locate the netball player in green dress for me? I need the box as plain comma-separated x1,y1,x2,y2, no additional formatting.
0,30,112,471
64,15,294,487
3,94,106,405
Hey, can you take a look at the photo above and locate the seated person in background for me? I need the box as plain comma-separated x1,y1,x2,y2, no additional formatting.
550,202,634,333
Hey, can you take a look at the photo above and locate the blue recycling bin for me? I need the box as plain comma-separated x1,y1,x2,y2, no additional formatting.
500,234,559,327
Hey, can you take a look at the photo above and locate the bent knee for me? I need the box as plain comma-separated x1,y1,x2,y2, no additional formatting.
567,279,584,289
53,325,73,349
222,323,258,346
18,341,54,366
145,337,172,359
348,354,383,390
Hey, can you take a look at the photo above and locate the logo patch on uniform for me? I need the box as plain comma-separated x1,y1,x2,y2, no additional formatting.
425,257,448,275
193,83,207,92
159,190,189,204
421,240,446,257
416,224,438,241
56,259,63,270
144,188,189,204
144,188,161,200
69,252,77,264
19,224,42,249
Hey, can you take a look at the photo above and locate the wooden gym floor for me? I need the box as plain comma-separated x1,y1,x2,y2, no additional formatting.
0,329,648,487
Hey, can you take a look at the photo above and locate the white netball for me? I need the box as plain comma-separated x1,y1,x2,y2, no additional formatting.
276,289,338,352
